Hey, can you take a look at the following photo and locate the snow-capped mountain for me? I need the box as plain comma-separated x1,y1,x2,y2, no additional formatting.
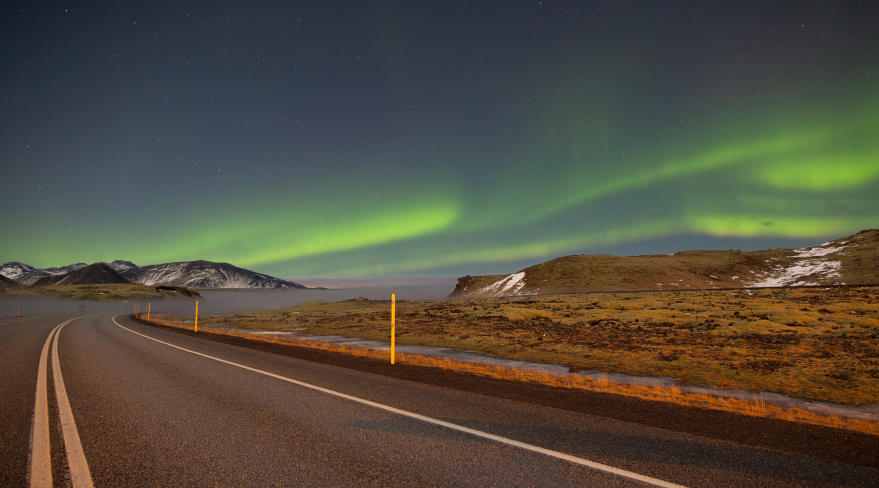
33,263,129,286
0,262,90,285
1,259,306,289
121,260,306,289
1,261,106,284
107,260,137,273
43,263,88,275
0,262,40,282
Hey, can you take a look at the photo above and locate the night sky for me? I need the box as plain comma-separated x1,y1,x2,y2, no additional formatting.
2,1,877,279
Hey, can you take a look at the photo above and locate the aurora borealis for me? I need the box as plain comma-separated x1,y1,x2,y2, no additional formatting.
2,1,877,279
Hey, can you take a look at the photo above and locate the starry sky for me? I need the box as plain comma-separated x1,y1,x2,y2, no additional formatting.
2,1,877,279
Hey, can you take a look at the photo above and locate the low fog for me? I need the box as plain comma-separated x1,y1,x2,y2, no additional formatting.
0,282,456,319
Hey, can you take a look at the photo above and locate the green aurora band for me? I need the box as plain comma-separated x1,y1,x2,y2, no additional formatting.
4,74,877,277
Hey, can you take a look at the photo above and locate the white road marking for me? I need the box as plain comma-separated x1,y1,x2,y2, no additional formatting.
1,318,29,326
115,316,687,488
29,317,94,488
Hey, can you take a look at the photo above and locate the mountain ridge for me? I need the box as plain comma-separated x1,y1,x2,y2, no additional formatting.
0,274,21,289
1,260,306,290
0,262,89,285
451,229,879,298
33,263,129,286
121,260,306,289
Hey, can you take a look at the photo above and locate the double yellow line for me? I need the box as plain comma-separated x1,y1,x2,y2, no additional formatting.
30,317,94,488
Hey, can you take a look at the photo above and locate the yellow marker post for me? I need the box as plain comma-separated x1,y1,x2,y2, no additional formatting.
391,294,396,364
194,301,199,333
147,303,151,323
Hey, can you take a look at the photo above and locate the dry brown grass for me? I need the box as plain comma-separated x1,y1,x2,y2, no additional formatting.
198,287,879,406
141,288,879,436
5,283,197,300
452,229,879,296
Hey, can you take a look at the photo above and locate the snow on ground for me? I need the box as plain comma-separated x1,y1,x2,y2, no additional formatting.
477,272,529,296
749,241,845,287
750,260,842,287
0,265,26,280
794,241,847,258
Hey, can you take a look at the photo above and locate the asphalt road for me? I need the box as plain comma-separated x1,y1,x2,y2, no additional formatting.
2,313,877,487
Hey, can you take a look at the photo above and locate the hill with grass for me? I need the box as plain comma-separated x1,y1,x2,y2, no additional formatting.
451,229,879,298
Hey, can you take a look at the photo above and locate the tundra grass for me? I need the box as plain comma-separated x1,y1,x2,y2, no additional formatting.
3,283,193,300
149,287,879,434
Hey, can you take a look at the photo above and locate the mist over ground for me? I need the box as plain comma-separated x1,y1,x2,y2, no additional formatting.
0,282,456,319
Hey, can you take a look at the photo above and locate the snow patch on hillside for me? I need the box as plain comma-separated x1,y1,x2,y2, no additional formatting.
107,260,137,272
749,241,844,287
0,263,33,281
126,262,301,289
794,242,847,258
750,261,842,287
132,266,255,288
477,272,530,297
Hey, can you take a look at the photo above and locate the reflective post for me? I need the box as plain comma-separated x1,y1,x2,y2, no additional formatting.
391,294,396,364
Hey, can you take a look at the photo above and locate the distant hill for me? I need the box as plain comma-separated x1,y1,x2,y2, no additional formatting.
0,274,21,290
107,260,137,273
121,260,307,289
33,263,129,286
451,229,879,298
0,262,39,283
1,259,306,290
0,261,89,285
1,262,52,285
43,262,88,275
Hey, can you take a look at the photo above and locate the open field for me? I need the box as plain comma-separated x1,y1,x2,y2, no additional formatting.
0,283,198,301
139,286,879,433
198,287,879,406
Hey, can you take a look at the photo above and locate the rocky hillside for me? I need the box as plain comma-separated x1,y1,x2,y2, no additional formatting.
107,260,137,273
0,262,88,285
2,259,306,290
0,274,21,290
451,229,879,298
33,263,129,286
121,260,306,289
0,262,40,283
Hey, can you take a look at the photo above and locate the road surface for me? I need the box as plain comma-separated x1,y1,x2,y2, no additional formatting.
1,313,876,487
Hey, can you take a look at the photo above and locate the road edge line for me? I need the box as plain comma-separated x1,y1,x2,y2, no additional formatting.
114,315,687,488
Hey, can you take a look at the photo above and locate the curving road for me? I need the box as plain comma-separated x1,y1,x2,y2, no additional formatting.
1,313,877,487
